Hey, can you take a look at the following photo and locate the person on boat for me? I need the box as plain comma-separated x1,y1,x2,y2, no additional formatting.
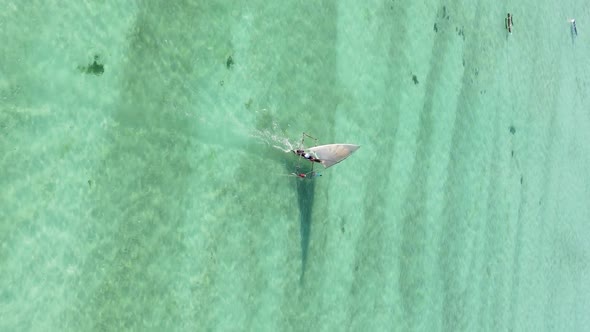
506,13,513,33
571,19,578,35
293,149,321,163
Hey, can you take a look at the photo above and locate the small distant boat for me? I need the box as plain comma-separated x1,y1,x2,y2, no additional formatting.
571,19,578,36
291,133,360,178
505,13,513,33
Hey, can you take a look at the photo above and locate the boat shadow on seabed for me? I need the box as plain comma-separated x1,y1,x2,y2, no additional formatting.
285,133,319,284
287,133,360,284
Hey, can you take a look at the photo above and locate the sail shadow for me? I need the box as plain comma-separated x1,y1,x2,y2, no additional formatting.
283,156,316,284
296,173,315,283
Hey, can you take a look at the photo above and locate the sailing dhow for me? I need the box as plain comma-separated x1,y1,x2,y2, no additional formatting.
292,133,360,178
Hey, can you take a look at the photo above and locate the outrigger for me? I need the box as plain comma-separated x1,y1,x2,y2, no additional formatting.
291,133,360,179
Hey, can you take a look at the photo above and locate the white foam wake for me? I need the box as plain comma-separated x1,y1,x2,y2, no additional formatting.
251,121,298,153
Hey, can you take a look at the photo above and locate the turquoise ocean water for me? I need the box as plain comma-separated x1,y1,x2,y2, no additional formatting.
1,1,589,331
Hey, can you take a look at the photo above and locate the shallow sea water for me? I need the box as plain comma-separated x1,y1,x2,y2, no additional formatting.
1,0,589,331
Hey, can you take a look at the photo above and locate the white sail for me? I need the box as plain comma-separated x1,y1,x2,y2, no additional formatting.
307,144,360,168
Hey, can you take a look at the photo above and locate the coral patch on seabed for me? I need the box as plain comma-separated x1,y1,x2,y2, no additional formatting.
78,55,105,75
